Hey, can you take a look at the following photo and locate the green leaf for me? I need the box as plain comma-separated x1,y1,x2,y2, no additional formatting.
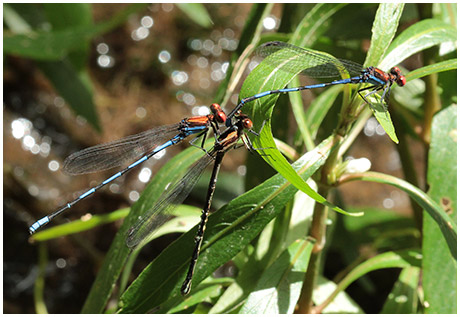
31,208,129,241
381,18,457,70
240,47,360,218
365,3,404,67
4,4,146,60
423,105,457,314
240,238,315,314
34,243,48,314
43,3,93,70
118,137,335,313
368,99,399,143
175,3,213,28
405,58,457,82
381,266,420,313
43,3,92,30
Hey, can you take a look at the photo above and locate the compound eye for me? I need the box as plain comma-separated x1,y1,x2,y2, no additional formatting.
397,76,406,86
390,67,406,86
215,111,227,123
242,118,253,129
210,103,222,114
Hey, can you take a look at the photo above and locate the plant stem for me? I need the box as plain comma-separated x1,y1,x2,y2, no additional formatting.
295,191,329,313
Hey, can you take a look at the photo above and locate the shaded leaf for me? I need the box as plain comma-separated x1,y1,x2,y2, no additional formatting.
423,105,457,314
381,266,420,313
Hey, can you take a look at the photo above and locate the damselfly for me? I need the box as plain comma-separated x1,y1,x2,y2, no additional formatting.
126,111,258,295
29,104,227,234
226,41,406,125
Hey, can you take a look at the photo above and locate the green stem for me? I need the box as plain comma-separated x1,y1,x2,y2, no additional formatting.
295,190,329,313
34,242,48,314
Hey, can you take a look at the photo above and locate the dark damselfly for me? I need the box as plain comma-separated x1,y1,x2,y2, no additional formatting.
29,104,227,234
126,111,259,295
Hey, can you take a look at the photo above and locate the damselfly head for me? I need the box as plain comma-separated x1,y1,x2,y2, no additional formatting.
234,110,253,129
390,67,406,87
210,103,227,123
242,118,253,130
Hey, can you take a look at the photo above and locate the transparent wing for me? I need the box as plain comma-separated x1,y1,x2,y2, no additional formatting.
63,124,181,175
126,152,215,248
255,41,364,79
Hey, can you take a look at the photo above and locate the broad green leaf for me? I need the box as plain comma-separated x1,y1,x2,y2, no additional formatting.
423,105,457,314
381,266,420,313
81,143,209,313
340,171,457,259
118,137,335,313
43,3,92,28
240,238,314,314
43,3,93,70
368,99,399,143
381,18,457,70
30,208,129,241
175,3,213,28
240,47,360,218
365,3,404,67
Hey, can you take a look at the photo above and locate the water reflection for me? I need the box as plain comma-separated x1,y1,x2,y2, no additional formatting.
171,70,189,85
263,15,278,30
141,16,154,28
138,167,152,183
158,50,171,63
